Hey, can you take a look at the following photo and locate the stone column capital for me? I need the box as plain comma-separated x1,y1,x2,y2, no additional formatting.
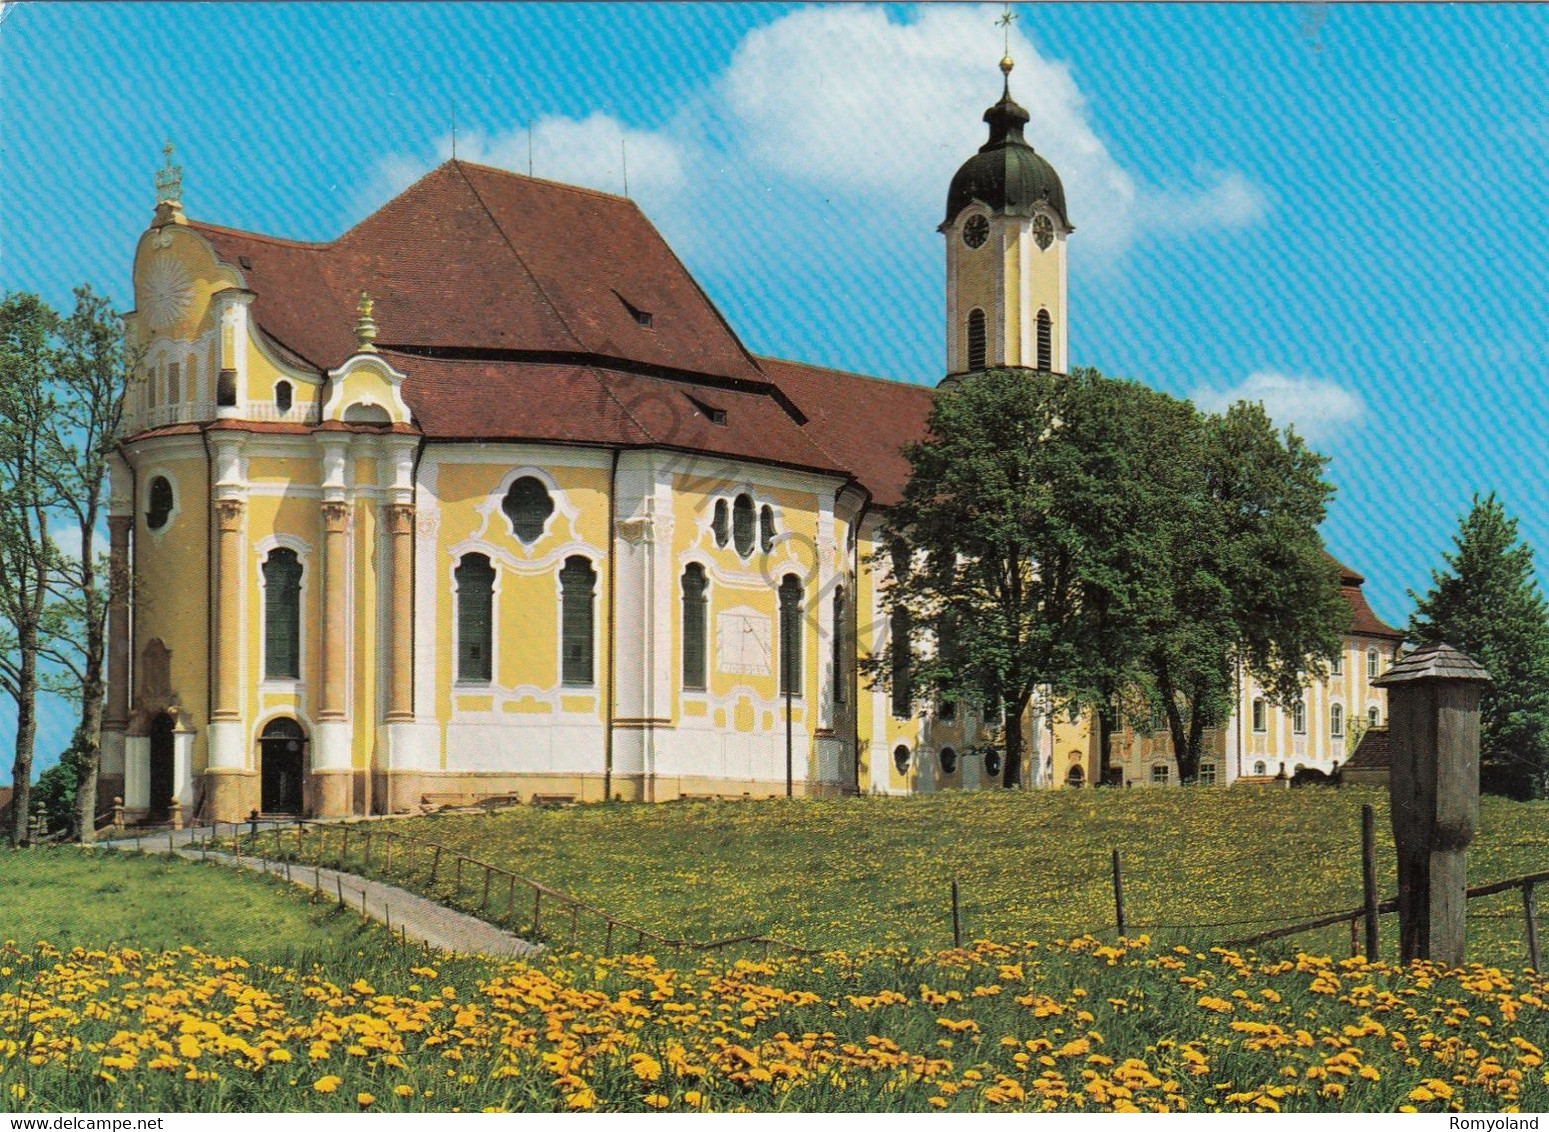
215,498,245,531
321,500,350,532
385,502,416,536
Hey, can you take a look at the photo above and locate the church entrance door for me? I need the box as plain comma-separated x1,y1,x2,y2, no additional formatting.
259,718,306,814
148,712,175,819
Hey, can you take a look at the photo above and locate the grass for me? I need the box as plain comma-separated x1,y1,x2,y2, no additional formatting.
0,845,381,959
267,786,1548,964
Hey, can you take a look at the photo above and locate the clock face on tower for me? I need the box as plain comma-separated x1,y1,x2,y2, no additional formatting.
1033,214,1054,251
962,215,989,249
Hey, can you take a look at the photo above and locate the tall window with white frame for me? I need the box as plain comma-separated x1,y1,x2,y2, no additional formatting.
1330,703,1344,738
1036,309,1052,372
831,585,846,707
890,608,912,718
560,556,597,686
681,564,708,692
455,553,495,683
778,574,803,697
1251,697,1266,732
1292,699,1307,735
262,548,302,680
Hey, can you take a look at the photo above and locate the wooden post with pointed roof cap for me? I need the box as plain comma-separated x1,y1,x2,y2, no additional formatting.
1373,641,1491,966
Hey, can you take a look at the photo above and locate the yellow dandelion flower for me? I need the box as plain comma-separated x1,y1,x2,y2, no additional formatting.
643,1094,670,1109
357,1093,376,1108
313,1076,342,1094
394,1085,414,1098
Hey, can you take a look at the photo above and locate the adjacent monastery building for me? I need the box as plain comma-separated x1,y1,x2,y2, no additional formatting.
105,62,1400,822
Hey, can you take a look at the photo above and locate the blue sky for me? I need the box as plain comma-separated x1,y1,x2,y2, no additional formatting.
2,3,1547,776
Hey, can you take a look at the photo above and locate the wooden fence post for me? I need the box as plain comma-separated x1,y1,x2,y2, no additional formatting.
1111,849,1126,938
364,831,373,868
570,903,579,946
430,844,442,884
1525,880,1542,972
481,865,492,910
1361,803,1380,960
1373,643,1490,966
385,834,394,876
605,920,614,957
950,879,961,948
454,855,464,898
533,888,542,934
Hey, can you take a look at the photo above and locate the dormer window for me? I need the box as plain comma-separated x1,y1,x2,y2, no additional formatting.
687,394,727,426
615,291,654,329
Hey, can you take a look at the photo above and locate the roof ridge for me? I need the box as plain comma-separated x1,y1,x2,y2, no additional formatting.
453,158,636,206
186,219,331,250
759,353,934,395
453,161,585,352
589,367,658,445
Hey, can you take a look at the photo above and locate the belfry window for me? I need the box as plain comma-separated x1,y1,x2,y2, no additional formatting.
732,494,755,557
167,362,181,403
682,563,708,692
146,476,174,530
560,555,597,686
455,553,495,683
779,574,803,697
967,308,987,371
1036,309,1052,371
262,548,302,680
503,477,554,544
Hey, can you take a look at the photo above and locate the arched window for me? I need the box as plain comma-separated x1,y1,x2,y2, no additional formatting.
712,499,729,547
893,745,911,774
732,494,755,557
503,477,554,544
560,556,597,686
1036,309,1052,371
681,564,708,691
1367,648,1380,679
262,548,302,680
1330,703,1344,737
343,402,391,425
1066,764,1085,788
890,608,912,718
984,749,1003,778
831,585,847,706
940,747,958,775
1330,651,1343,676
455,553,495,683
146,476,174,530
1292,699,1307,735
967,308,987,371
760,504,776,552
778,574,803,696
275,380,292,413
1368,705,1380,727
1253,760,1267,776
1251,697,1266,732
167,361,181,403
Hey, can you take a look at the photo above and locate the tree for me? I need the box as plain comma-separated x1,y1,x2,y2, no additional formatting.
1144,403,1349,782
868,367,1081,788
39,286,130,841
1409,493,1549,798
0,291,63,845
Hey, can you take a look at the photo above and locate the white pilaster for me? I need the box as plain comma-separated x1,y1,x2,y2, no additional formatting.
124,736,150,810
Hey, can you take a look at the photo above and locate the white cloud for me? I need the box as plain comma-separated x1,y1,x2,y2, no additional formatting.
356,5,1263,265
1193,370,1365,443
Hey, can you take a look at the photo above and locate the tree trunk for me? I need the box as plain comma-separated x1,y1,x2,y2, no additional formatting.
1002,688,1027,789
72,512,106,843
10,632,37,846
1096,699,1117,786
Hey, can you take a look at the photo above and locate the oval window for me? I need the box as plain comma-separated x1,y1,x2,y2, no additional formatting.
732,494,755,557
712,499,729,547
893,745,911,774
146,476,174,530
939,747,958,775
984,749,1002,778
503,477,554,544
275,380,292,413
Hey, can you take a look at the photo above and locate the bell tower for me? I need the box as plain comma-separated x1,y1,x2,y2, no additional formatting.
941,54,1072,384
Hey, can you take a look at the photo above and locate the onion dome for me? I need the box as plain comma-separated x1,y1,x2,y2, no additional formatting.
943,58,1070,230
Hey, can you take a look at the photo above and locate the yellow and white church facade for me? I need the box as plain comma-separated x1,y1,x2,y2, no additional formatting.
102,65,1399,822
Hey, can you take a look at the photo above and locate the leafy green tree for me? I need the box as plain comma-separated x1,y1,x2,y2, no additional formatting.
39,286,131,841
1408,494,1549,798
1,291,63,844
868,367,1080,787
1144,403,1349,782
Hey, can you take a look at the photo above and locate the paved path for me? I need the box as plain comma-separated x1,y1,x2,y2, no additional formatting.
99,825,539,959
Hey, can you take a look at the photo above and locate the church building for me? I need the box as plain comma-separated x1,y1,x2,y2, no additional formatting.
102,58,1399,822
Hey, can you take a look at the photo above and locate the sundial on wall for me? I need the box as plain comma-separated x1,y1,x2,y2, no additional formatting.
142,253,195,331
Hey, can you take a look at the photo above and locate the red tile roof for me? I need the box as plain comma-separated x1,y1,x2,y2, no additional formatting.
392,354,847,478
1324,551,1403,639
189,161,763,383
